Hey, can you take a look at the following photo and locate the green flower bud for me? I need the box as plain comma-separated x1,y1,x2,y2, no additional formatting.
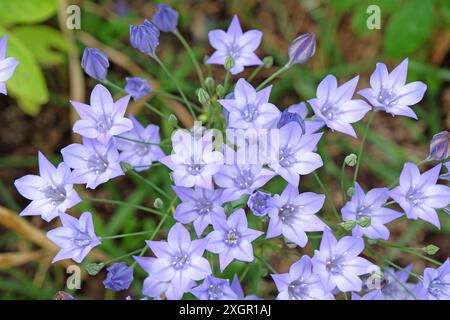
422,244,440,255
86,262,104,276
263,56,274,68
216,84,225,97
357,216,371,228
168,114,178,127
197,88,210,105
339,220,357,231
120,161,134,173
204,77,215,93
224,56,235,71
344,154,357,167
347,187,355,197
154,198,164,209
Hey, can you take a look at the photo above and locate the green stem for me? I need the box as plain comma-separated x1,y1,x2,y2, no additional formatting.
372,240,442,266
102,79,168,120
104,248,144,265
247,64,264,82
114,135,169,147
173,29,205,86
353,111,376,184
222,70,230,98
313,172,340,220
101,230,152,240
81,197,167,218
152,55,196,119
126,170,171,200
255,254,277,274
340,161,347,204
367,247,421,279
256,65,288,91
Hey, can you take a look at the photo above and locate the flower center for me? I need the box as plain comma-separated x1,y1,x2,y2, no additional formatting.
134,144,151,157
186,164,203,176
326,255,346,275
71,233,92,248
96,114,113,133
87,155,109,175
225,229,240,247
279,204,299,225
320,101,339,121
232,168,254,189
241,104,259,122
41,185,66,206
428,278,450,299
196,200,212,215
378,87,398,108
288,279,314,300
227,42,242,59
406,188,423,207
279,146,297,168
355,205,371,220
172,250,190,270
208,284,225,300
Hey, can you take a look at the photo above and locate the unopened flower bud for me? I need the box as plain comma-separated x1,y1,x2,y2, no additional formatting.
216,84,225,97
154,198,164,209
81,48,109,81
345,154,357,167
357,216,371,228
263,56,274,68
120,161,134,173
347,187,355,197
428,131,450,161
197,88,210,105
422,244,439,255
224,56,235,71
204,77,215,93
168,114,178,127
151,4,179,33
287,32,316,67
340,220,357,231
86,262,105,276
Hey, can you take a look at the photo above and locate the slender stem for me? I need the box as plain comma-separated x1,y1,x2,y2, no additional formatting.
102,79,168,119
240,264,251,282
256,65,288,91
373,240,442,265
126,170,171,200
222,70,230,98
313,172,340,220
247,64,264,82
153,90,202,112
173,29,205,86
353,111,376,184
114,135,169,147
340,161,347,204
367,247,421,279
152,55,196,119
255,254,277,274
104,248,143,265
101,230,152,240
81,197,167,218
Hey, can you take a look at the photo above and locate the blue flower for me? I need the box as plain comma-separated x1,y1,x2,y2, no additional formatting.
47,212,101,263
415,259,450,300
247,191,273,217
14,152,81,222
71,84,133,144
81,48,109,81
130,20,160,56
358,58,427,119
152,4,179,32
287,32,316,67
0,35,19,95
103,263,134,291
191,276,238,300
206,16,263,75
125,77,152,99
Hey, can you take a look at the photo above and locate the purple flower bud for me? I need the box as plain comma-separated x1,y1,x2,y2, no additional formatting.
103,263,134,291
428,131,450,161
125,77,152,99
287,32,316,67
81,48,109,81
247,191,273,217
130,20,160,56
152,4,179,32
278,109,306,134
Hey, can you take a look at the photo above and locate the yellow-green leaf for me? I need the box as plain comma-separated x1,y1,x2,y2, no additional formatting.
0,0,59,26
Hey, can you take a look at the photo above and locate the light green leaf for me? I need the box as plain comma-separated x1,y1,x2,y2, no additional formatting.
0,0,58,26
384,0,434,57
13,26,68,65
0,28,49,115
441,0,450,26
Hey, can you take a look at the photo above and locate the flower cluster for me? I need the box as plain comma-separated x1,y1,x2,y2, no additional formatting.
11,3,450,301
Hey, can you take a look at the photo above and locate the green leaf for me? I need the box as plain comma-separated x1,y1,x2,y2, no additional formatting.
384,0,434,57
0,0,58,26
329,0,359,12
13,26,68,65
0,28,49,115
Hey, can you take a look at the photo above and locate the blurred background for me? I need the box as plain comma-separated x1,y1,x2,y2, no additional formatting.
0,0,449,299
